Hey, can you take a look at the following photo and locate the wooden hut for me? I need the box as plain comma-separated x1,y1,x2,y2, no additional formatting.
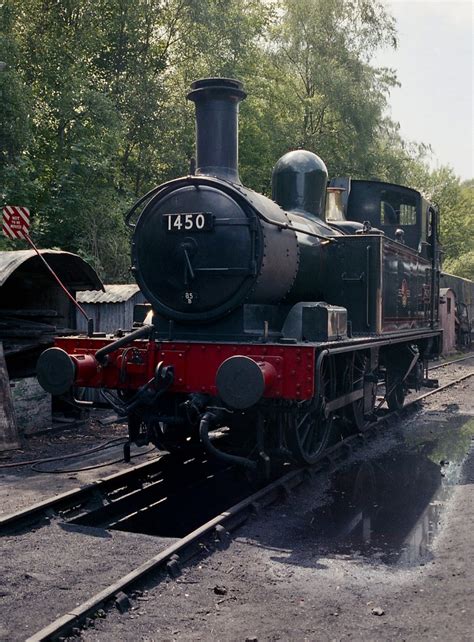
76,284,146,334
439,287,456,355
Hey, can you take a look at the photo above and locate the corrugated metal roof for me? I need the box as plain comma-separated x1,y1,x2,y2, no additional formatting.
77,283,141,304
0,249,103,290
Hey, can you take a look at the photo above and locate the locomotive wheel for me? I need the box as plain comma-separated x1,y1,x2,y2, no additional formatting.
286,357,335,465
285,406,334,465
343,353,369,432
385,367,405,412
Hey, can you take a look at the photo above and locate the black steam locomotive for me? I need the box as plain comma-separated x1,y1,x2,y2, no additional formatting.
37,78,441,470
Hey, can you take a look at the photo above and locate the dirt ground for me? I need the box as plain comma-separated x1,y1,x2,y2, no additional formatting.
0,356,473,641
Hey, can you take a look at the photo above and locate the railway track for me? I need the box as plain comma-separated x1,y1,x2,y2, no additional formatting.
362,352,474,388
0,450,227,535
13,359,471,642
428,353,474,371
371,352,474,391
6,353,471,532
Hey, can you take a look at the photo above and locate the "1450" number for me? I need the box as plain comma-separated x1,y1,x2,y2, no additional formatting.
164,212,212,232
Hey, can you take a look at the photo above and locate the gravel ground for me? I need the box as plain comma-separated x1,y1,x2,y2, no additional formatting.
0,355,473,641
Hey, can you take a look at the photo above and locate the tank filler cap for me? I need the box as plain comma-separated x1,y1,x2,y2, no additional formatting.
37,347,76,395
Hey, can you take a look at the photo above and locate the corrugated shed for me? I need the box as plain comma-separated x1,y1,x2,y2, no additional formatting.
77,283,140,304
441,273,474,308
76,284,147,333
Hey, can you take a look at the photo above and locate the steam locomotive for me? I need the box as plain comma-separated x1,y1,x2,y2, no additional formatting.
37,78,442,471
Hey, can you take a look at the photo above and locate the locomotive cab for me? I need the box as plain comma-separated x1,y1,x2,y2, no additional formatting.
329,177,436,257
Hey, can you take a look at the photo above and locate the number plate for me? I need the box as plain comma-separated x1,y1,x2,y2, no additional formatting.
163,212,213,233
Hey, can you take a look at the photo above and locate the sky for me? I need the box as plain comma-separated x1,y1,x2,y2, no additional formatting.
375,0,473,180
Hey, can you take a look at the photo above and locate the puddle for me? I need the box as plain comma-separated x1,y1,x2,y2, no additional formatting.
72,413,474,564
308,415,474,566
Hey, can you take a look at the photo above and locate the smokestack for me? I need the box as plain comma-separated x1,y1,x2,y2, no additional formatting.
187,78,246,184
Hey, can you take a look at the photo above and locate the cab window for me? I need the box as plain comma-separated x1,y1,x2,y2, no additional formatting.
380,189,417,226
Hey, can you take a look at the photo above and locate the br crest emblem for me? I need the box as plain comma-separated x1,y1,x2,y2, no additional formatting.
398,278,410,308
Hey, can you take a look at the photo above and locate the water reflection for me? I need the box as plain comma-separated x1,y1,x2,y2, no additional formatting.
306,415,474,566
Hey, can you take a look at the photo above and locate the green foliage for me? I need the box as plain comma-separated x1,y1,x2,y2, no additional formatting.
0,2,39,252
440,183,474,279
265,0,398,176
0,0,471,281
400,163,474,279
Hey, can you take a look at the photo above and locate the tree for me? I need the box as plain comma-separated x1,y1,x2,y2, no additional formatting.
0,2,38,250
402,162,474,279
1,0,470,282
440,182,474,279
266,0,399,178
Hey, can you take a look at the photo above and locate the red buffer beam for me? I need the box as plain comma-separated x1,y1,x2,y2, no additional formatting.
39,337,316,402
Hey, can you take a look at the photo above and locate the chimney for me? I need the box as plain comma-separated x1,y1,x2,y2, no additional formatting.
187,78,246,184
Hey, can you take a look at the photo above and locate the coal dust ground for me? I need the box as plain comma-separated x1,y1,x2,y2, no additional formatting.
0,415,157,516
